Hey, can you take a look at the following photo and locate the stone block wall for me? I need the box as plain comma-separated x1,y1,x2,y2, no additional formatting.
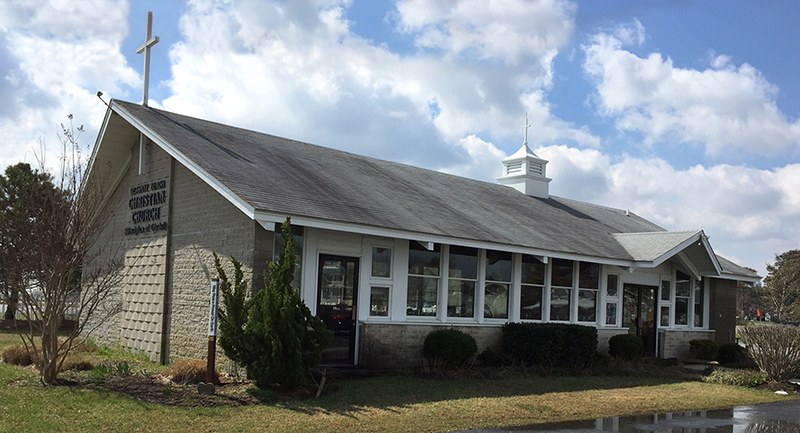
165,162,272,363
85,139,171,363
359,323,502,368
660,330,715,359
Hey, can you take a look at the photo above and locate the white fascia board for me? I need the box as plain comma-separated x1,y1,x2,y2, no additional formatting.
84,106,114,179
700,232,723,275
254,210,638,268
714,273,762,283
112,102,256,219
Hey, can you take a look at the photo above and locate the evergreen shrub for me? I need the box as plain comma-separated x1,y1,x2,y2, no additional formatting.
716,343,747,364
476,348,513,367
689,339,718,360
216,217,332,389
608,334,644,361
501,323,597,369
423,329,477,369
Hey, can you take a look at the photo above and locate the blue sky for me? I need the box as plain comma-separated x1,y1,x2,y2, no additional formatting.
1,0,799,277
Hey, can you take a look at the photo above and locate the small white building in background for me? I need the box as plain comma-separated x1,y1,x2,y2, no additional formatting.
85,100,759,366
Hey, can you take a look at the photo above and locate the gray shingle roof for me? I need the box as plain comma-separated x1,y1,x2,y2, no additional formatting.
613,231,700,262
109,100,756,279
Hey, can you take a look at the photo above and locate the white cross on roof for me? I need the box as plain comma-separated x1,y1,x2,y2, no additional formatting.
136,11,159,107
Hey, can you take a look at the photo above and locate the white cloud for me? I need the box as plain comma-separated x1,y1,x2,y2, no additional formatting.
583,22,800,159
394,0,576,65
161,0,596,171
0,0,139,171
537,145,800,277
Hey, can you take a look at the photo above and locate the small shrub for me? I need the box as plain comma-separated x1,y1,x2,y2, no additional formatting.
689,339,718,360
115,361,131,375
164,359,219,384
90,363,113,382
423,329,478,369
717,343,747,364
703,370,769,387
60,355,94,372
1,345,33,366
501,323,597,370
476,348,513,367
608,334,644,361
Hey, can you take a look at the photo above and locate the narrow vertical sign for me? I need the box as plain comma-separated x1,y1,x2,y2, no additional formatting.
208,278,219,336
205,277,219,388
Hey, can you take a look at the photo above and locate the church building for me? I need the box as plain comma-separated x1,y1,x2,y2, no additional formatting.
85,99,759,367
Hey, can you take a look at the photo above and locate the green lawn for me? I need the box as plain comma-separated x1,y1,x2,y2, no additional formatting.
0,330,795,433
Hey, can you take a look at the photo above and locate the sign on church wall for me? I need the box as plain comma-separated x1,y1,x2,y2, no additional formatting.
125,179,168,236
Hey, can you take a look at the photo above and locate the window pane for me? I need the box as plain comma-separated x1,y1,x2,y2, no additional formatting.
660,306,670,327
370,286,389,316
371,247,391,278
447,279,475,317
551,259,573,287
521,285,543,320
675,298,688,325
521,255,545,285
694,280,704,327
579,262,599,289
449,246,478,279
484,283,508,319
606,274,618,297
660,280,671,301
578,289,597,322
486,250,512,282
605,303,617,325
409,242,440,276
676,271,691,297
550,287,571,321
407,276,438,316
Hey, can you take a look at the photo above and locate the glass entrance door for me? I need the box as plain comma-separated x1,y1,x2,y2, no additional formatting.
622,284,658,356
317,254,359,364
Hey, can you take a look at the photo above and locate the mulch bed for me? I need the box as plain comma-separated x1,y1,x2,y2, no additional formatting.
754,380,800,395
88,375,322,407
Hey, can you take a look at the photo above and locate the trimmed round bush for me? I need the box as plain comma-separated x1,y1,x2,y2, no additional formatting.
423,329,477,369
716,343,747,364
608,334,644,361
689,339,718,360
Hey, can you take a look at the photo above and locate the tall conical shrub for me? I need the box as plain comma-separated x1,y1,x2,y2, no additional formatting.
216,217,331,389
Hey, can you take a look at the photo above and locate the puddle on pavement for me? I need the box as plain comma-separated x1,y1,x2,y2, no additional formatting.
455,400,800,433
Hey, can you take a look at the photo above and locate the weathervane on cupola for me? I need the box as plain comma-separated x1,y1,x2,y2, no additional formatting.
137,11,159,107
497,112,552,198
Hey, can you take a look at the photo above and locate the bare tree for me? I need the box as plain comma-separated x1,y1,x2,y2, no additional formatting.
10,115,123,384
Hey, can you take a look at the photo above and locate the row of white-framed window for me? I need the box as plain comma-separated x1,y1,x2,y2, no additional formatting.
366,242,706,329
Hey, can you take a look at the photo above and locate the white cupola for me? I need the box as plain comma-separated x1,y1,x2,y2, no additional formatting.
497,114,551,198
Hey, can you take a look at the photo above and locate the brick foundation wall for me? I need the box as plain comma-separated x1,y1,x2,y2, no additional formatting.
660,330,715,359
359,323,502,368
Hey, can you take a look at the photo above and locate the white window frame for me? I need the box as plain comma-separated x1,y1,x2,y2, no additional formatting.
367,245,393,319
483,250,512,322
